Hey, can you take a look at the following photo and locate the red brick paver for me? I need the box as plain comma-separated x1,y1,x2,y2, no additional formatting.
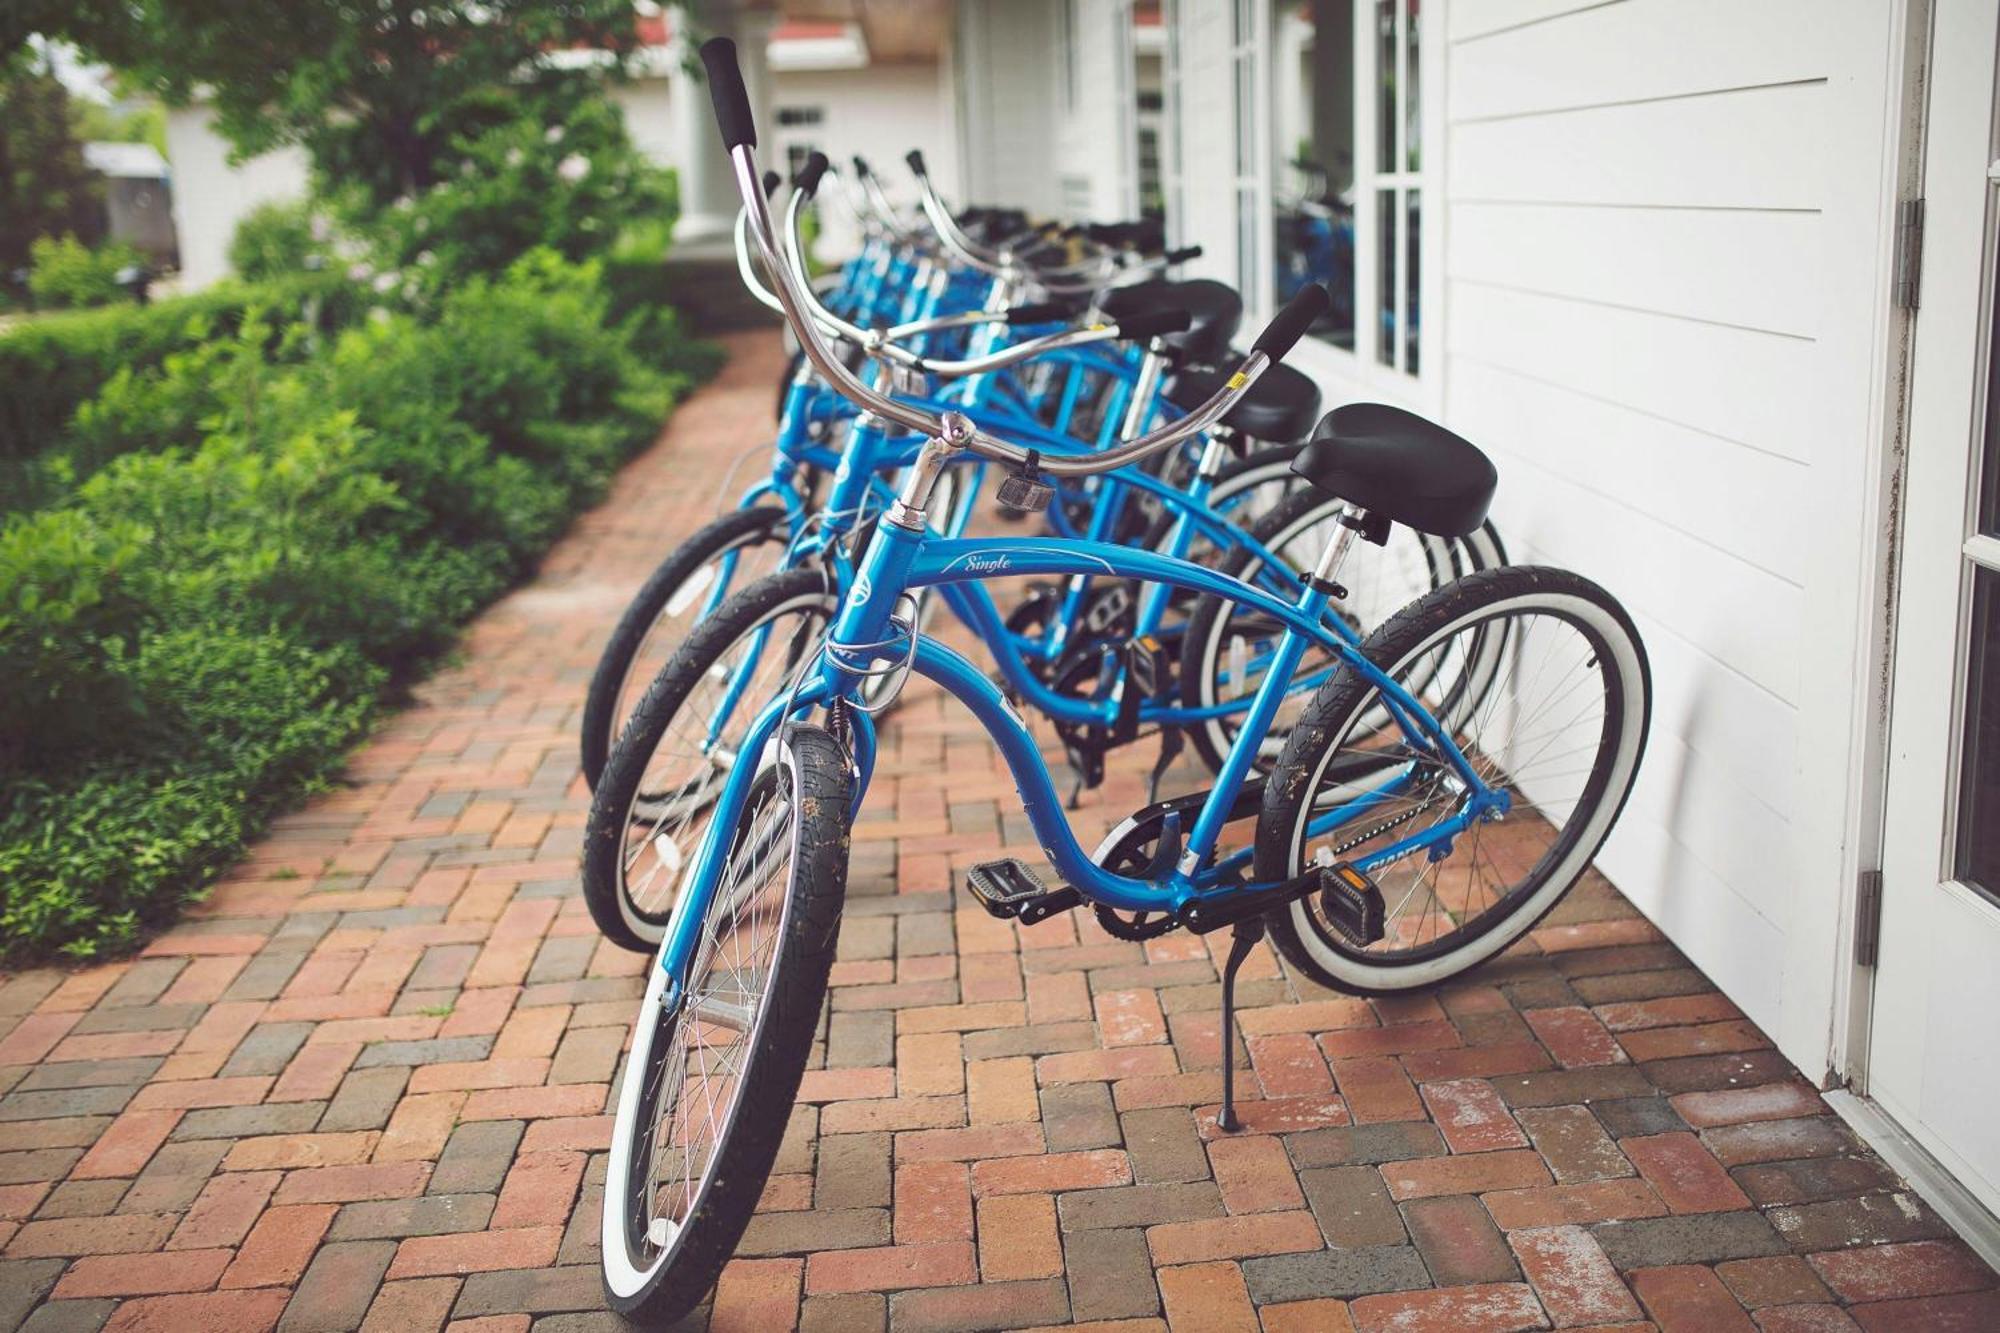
0,332,1994,1330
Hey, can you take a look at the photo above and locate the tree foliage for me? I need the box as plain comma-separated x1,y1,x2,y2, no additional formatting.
0,52,106,272
124,0,644,206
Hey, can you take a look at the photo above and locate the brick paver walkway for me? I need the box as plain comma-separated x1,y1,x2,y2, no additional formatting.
3,331,1997,1333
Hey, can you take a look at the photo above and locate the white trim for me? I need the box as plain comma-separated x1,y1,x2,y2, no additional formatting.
1826,1090,2000,1273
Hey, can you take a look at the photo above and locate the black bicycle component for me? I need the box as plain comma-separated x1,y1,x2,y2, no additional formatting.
965,859,1078,924
792,150,830,198
698,40,756,151
1215,919,1263,1133
1080,582,1135,639
996,469,1055,514
1318,861,1387,947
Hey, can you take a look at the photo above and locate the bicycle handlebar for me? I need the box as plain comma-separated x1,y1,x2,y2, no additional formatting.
792,150,831,199
699,36,1318,479
699,40,757,150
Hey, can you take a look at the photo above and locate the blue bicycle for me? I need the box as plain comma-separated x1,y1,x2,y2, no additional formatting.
577,166,1496,951
578,155,1502,798
596,42,1652,1324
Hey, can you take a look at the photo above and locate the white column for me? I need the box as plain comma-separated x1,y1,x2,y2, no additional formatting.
669,1,772,250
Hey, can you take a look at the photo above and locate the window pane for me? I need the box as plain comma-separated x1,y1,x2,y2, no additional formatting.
1376,0,1397,172
1405,188,1420,373
1957,567,2000,902
1377,188,1396,367
1403,0,1420,171
1271,1,1356,349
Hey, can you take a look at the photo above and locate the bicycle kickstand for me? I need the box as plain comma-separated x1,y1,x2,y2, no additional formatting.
1214,918,1264,1134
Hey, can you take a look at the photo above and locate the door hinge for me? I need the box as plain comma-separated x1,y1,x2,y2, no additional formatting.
1894,198,1925,310
1854,868,1884,967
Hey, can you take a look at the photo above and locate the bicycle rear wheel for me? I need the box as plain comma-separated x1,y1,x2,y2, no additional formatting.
581,506,791,791
1256,566,1651,994
1180,490,1468,774
601,725,851,1325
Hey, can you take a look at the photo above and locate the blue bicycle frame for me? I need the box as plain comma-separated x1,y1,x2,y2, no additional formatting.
652,516,1509,994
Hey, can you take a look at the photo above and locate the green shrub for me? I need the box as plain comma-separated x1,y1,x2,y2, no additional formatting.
27,234,145,310
0,629,378,956
0,270,371,473
0,247,715,961
342,85,676,298
228,200,328,281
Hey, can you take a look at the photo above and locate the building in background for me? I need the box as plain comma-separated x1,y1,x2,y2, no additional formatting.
162,4,960,288
81,141,176,265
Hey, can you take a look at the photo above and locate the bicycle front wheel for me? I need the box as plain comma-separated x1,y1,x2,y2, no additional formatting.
1256,566,1651,994
601,725,852,1326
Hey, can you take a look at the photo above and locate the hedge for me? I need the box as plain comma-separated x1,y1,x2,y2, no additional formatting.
0,270,369,467
0,249,719,959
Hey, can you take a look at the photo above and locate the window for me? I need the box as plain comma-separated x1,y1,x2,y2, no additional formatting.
775,106,824,128
1231,0,1262,296
1267,0,1423,372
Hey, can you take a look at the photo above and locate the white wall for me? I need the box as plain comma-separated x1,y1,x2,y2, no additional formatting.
763,63,962,260
1438,0,1904,1075
164,107,310,289
1053,0,1139,221
1156,0,1908,1078
613,81,679,169
955,0,1065,218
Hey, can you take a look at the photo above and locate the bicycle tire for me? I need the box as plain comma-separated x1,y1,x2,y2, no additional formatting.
1256,565,1651,994
599,724,851,1325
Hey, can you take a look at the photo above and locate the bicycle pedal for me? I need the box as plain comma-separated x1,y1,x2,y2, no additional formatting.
965,859,1075,922
1319,863,1386,946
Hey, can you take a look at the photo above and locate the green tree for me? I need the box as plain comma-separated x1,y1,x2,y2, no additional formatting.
0,51,105,273
126,0,643,207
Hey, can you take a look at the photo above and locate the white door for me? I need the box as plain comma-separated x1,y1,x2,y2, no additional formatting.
1872,0,2000,1217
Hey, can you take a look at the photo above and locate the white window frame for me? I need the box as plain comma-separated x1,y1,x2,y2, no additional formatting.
1231,0,1266,301
1161,0,1188,244
1248,0,1444,409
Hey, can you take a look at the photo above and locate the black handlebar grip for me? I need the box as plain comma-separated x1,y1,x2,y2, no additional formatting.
1252,283,1330,361
1165,245,1203,265
792,151,831,199
698,39,757,151
1005,302,1069,325
851,155,873,180
762,170,781,199
1116,308,1194,342
905,149,929,180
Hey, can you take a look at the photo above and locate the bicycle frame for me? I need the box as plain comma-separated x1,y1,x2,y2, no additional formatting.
653,513,1508,996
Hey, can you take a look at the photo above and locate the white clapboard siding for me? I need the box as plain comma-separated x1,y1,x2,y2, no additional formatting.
1448,283,1819,463
1481,436,1804,702
1449,0,1626,44
1622,720,1796,937
1452,0,1830,123
1450,80,1824,210
1174,0,1240,284
1594,795,1790,1025
1449,359,1809,590
956,0,1064,215
1449,201,1822,336
1435,0,1886,1049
